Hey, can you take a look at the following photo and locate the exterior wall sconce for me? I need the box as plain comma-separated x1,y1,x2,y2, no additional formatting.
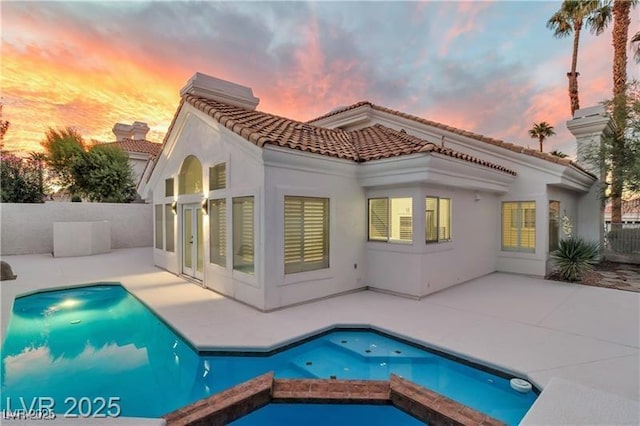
474,192,481,202
171,201,177,214
201,199,208,215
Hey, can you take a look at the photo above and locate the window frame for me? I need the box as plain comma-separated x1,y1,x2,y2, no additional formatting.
209,163,226,191
209,198,227,267
502,201,536,253
284,196,330,275
232,196,255,274
367,197,413,244
154,204,163,250
425,196,451,243
548,200,560,252
164,203,175,252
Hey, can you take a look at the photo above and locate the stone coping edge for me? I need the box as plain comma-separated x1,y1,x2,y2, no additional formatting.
163,373,505,426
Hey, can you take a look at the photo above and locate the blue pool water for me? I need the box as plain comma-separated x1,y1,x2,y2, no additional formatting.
231,404,424,425
1,285,536,424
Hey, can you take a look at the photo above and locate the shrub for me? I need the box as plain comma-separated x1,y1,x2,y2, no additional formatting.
552,238,600,282
71,195,82,202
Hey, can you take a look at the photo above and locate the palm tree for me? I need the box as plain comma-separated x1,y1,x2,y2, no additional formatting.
633,31,640,62
529,122,556,153
610,0,637,225
547,0,612,116
550,149,569,158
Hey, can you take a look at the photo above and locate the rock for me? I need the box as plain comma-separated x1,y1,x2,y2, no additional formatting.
0,261,17,281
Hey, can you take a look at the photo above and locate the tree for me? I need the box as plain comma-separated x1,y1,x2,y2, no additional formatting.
73,144,137,203
528,122,556,152
632,31,640,62
0,103,9,144
0,152,48,203
550,149,569,158
41,127,86,195
609,0,637,224
581,84,640,198
42,127,137,203
547,0,612,116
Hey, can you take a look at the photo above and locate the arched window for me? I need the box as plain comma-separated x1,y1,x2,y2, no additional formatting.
178,155,203,194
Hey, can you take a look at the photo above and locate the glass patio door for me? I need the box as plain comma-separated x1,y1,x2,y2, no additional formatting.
182,203,204,280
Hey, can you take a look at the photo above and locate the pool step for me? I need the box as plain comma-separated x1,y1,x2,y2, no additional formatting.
324,333,433,361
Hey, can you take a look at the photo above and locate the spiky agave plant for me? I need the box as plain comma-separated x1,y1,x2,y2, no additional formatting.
552,238,600,282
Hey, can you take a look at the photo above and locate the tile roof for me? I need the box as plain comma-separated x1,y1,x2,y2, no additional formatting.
102,138,162,157
308,101,594,177
184,95,516,175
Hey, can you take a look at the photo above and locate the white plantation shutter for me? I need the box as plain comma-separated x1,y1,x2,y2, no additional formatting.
233,196,254,274
284,197,329,274
209,163,226,190
209,199,226,266
368,198,389,241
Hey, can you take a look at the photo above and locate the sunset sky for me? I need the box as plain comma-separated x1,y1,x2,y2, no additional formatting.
2,1,639,157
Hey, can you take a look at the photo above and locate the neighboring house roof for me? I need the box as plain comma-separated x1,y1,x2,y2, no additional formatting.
605,197,640,215
183,95,516,175
102,138,162,157
308,101,593,177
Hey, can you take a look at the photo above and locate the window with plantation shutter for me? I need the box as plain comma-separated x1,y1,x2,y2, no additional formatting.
154,204,163,250
209,198,226,266
368,197,412,243
233,196,254,274
209,163,226,190
165,204,174,252
502,201,535,252
284,197,329,274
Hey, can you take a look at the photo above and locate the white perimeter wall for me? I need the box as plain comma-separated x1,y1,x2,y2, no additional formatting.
0,202,152,255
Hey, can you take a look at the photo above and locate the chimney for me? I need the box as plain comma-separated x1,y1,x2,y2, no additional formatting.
112,122,150,141
131,122,150,140
180,72,259,110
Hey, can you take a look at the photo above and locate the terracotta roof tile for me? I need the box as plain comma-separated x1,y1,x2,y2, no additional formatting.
102,138,162,157
183,95,516,175
308,101,594,178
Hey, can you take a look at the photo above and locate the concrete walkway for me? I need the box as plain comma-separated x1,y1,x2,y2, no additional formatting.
1,248,639,425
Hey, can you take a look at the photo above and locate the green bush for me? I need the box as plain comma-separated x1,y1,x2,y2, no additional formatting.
607,228,640,254
71,195,82,202
552,238,600,282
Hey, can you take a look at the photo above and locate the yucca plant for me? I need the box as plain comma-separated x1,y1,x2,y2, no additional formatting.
552,238,600,282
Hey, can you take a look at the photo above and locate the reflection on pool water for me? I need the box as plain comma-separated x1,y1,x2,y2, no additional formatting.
1,285,537,424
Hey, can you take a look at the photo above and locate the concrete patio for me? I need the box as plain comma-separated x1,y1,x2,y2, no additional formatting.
1,247,638,425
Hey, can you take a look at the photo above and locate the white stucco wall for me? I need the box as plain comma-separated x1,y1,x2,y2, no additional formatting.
0,202,152,255
262,148,366,310
364,185,499,298
148,108,266,309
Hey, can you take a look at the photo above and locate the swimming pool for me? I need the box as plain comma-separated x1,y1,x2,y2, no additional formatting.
1,285,536,424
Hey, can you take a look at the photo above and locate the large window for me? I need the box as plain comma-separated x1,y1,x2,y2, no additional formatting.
502,201,536,252
425,197,451,243
284,196,329,274
209,163,226,191
209,199,226,267
178,155,203,194
549,200,560,252
368,197,413,243
154,204,163,250
165,204,174,252
233,196,254,274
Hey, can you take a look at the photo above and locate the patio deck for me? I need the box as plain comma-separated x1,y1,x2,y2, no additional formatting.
1,247,638,425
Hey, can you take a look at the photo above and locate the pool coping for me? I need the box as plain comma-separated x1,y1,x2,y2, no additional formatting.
2,249,638,425
162,372,506,426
